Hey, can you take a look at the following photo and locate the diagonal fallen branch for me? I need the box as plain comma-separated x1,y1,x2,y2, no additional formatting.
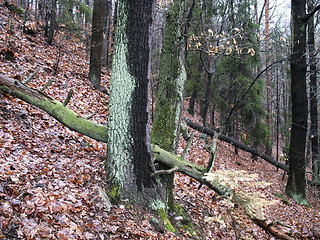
0,73,230,197
184,119,289,172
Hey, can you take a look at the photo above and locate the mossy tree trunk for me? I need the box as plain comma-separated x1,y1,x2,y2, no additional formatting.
106,0,166,209
151,0,194,211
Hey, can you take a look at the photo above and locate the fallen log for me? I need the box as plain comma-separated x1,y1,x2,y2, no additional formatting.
153,148,293,239
185,119,289,172
0,74,108,142
253,219,293,240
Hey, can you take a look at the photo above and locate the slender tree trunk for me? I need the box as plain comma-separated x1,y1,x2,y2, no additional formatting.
47,0,56,45
188,88,197,116
106,0,166,209
254,0,258,24
276,64,280,163
188,54,202,116
89,0,107,90
202,74,212,127
102,0,112,67
307,0,319,182
201,53,216,127
286,0,308,205
265,0,272,156
107,1,118,67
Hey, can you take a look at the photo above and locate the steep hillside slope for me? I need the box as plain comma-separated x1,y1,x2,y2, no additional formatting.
0,3,319,239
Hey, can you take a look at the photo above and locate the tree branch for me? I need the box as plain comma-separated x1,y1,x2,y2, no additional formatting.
305,4,320,22
24,67,40,84
200,51,217,75
258,0,268,25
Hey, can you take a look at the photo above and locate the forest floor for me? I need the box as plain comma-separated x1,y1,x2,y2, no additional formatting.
0,4,320,239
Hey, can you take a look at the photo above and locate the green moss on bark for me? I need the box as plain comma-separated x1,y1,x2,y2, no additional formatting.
109,184,121,204
151,0,188,151
286,188,309,206
158,208,175,232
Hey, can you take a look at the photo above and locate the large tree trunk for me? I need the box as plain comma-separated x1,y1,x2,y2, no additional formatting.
286,0,308,205
151,0,194,151
88,0,107,90
106,0,166,209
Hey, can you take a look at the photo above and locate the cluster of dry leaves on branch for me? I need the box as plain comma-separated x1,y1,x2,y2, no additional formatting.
0,4,319,239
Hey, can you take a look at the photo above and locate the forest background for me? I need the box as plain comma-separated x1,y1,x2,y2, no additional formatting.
0,0,319,239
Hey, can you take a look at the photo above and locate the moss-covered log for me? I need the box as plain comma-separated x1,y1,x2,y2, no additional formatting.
0,74,108,142
151,145,231,196
0,72,270,201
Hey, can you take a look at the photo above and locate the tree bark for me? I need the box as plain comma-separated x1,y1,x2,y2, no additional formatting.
200,53,216,127
47,0,57,45
102,0,112,67
150,0,194,212
286,0,308,205
106,0,166,209
188,87,197,116
307,0,319,182
151,0,194,151
265,0,273,156
88,0,107,90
